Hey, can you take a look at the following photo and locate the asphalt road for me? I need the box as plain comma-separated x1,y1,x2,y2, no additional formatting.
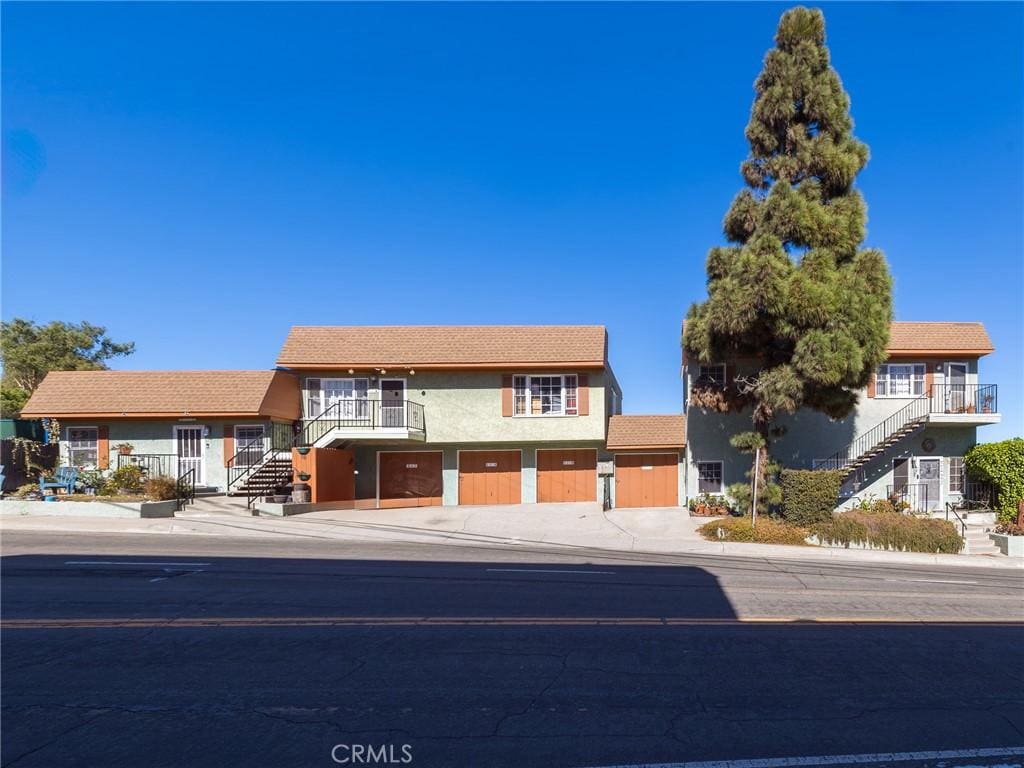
2,531,1023,768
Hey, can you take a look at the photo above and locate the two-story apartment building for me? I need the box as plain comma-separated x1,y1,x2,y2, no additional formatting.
275,325,625,508
682,321,1000,512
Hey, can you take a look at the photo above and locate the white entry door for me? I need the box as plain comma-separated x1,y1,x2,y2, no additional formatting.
918,458,941,512
945,363,968,412
380,379,406,427
174,426,205,485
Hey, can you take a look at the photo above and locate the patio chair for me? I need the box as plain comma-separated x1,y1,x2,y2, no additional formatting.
39,466,79,495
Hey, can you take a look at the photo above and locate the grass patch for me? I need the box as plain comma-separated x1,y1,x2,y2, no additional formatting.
812,509,963,554
698,515,810,546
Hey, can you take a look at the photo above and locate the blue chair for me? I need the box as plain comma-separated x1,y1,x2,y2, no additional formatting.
40,467,79,495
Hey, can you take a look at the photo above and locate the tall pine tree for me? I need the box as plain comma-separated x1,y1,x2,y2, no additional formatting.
683,6,892,514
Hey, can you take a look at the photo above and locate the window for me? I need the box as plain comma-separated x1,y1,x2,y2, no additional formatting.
696,461,723,494
876,364,925,397
949,457,965,493
512,374,578,416
306,378,369,419
67,427,98,467
697,364,727,387
234,426,265,467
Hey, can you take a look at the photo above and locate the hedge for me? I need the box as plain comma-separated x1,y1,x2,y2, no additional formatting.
780,469,844,526
812,509,963,554
698,516,810,546
965,438,1024,523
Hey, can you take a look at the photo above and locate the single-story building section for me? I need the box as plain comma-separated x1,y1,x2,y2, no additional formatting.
19,370,301,491
606,414,686,508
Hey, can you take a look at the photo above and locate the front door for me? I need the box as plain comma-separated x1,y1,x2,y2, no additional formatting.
945,363,968,412
174,426,205,485
380,379,406,427
918,458,941,511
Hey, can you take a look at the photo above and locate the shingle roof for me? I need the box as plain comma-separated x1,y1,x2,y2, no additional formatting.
606,415,686,450
20,371,300,420
888,322,993,355
681,321,993,364
277,325,608,368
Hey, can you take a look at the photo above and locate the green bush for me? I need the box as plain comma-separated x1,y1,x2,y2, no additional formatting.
143,475,178,501
812,508,963,553
99,464,144,495
698,516,810,546
780,469,844,526
965,438,1024,522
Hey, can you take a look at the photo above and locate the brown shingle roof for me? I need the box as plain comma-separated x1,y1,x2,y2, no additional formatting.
276,325,608,368
681,321,993,364
606,415,686,450
888,322,993,355
20,371,300,420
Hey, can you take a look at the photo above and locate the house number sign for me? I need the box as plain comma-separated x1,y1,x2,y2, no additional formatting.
562,460,575,466
406,463,418,469
485,462,498,468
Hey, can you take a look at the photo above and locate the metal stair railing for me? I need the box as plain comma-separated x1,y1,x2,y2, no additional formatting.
816,393,932,473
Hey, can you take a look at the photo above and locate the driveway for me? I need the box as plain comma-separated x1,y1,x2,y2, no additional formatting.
298,502,702,552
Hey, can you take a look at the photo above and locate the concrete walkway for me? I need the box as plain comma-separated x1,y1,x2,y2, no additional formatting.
2,500,1020,569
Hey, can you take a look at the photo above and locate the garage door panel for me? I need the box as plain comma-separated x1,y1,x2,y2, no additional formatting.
459,450,522,506
379,452,443,509
537,449,597,503
615,453,678,508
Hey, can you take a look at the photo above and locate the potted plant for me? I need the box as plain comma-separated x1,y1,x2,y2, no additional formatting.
297,472,311,482
296,446,311,455
982,393,994,413
114,442,134,456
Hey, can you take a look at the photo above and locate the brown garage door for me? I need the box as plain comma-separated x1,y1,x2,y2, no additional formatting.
536,449,597,503
458,450,522,505
615,453,678,508
378,451,443,509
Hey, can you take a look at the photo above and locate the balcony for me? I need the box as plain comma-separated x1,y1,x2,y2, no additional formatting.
926,384,1000,426
298,399,426,447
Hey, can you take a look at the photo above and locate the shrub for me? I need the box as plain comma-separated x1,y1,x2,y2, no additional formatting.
13,483,39,498
780,469,844,526
143,475,178,501
698,516,810,546
965,438,1024,522
995,521,1024,536
813,508,963,553
99,464,145,495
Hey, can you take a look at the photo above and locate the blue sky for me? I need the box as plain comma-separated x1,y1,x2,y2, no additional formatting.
3,2,1021,440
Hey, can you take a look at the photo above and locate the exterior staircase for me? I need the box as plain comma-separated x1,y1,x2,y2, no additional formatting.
962,514,1000,556
815,394,932,474
227,454,294,507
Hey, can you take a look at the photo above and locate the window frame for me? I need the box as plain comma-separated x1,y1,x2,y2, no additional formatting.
512,374,579,417
876,363,926,398
696,363,727,387
696,460,724,495
66,426,99,468
949,456,965,493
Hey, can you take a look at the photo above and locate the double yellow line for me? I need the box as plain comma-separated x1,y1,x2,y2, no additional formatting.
4,616,1022,630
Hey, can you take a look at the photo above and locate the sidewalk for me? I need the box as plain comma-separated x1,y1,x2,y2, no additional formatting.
2,501,1021,570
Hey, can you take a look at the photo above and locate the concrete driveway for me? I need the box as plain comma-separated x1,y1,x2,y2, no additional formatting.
298,502,702,551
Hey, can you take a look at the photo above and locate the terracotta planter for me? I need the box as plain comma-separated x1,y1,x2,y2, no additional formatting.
966,404,976,413
695,503,707,516
296,447,311,456
117,448,133,456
